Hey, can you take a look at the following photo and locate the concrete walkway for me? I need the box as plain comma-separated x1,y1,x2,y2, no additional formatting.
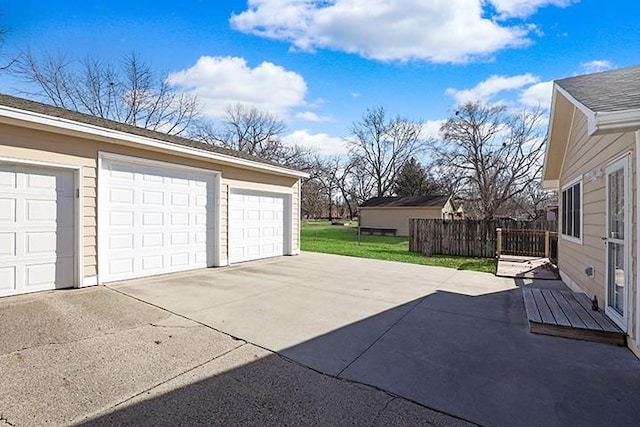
0,283,468,426
112,252,640,427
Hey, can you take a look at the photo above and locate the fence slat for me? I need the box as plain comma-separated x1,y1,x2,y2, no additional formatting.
409,219,557,258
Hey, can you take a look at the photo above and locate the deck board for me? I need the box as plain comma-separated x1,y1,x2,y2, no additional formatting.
531,288,555,324
564,293,602,330
573,293,622,333
551,291,586,329
541,289,571,327
522,288,625,346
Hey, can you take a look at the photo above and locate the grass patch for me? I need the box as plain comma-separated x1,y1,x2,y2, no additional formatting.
301,221,496,274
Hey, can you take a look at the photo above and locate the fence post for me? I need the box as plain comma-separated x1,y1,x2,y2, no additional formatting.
544,230,550,258
496,228,502,259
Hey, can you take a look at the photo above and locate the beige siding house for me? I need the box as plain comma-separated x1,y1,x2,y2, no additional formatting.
0,94,308,298
358,195,459,237
542,65,640,358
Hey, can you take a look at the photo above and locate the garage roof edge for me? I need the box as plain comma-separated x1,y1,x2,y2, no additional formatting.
0,95,309,179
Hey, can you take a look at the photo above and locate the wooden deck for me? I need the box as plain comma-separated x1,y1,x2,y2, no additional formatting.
523,288,625,346
496,255,560,280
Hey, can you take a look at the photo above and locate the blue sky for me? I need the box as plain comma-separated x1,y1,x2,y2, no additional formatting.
1,1,639,155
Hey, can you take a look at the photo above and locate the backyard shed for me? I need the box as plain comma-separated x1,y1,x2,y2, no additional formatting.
0,94,308,297
358,195,458,237
542,64,640,358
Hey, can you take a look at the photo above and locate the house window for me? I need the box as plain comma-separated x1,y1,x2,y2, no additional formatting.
561,179,581,240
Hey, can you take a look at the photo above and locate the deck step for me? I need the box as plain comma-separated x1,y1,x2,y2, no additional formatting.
522,288,626,346
497,256,560,279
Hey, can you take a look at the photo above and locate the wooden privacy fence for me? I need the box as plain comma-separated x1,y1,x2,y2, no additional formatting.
409,219,557,258
496,228,559,259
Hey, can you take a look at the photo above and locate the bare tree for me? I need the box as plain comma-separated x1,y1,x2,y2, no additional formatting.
431,102,545,219
191,104,312,168
300,178,327,219
13,51,199,135
348,107,424,198
309,155,360,220
346,157,376,205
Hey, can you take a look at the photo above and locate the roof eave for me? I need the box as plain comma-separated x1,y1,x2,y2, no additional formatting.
0,105,310,179
541,179,559,190
592,108,640,135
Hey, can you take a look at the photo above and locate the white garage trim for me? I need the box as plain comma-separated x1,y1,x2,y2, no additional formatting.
0,105,309,179
0,156,83,295
97,152,221,283
228,188,293,263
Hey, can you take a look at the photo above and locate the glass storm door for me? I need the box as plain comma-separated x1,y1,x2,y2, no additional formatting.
605,157,629,330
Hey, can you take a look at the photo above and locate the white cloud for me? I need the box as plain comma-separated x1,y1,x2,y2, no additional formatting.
295,111,335,122
446,73,539,105
580,60,614,74
166,56,307,119
488,0,575,19
519,81,553,108
421,120,445,139
229,0,555,63
283,130,349,156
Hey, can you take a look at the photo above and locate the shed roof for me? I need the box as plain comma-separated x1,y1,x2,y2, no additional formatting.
0,93,307,177
556,64,640,113
360,195,450,208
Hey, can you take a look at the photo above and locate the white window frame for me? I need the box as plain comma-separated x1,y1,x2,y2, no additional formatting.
560,175,583,244
604,155,631,331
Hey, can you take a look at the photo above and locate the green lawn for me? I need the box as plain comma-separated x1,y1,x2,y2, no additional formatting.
301,221,497,274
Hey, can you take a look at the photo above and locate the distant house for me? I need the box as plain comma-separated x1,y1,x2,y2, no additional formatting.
542,64,640,358
358,195,459,237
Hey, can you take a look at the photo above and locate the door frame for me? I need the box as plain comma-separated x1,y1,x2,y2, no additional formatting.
604,154,631,331
227,187,292,264
0,156,83,293
97,152,222,284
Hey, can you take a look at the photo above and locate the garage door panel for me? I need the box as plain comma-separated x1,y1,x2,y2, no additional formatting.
170,253,189,267
142,171,163,183
109,188,135,204
108,258,134,276
0,266,16,291
109,211,134,227
26,231,57,254
143,233,164,248
25,199,57,221
0,232,16,257
0,164,76,296
109,234,134,250
26,262,58,287
229,190,286,263
142,255,164,271
170,212,189,226
0,168,16,188
100,157,215,282
194,251,207,264
24,169,73,195
142,190,163,205
0,199,16,221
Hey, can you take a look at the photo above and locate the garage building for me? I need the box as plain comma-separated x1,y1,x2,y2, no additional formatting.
0,94,308,297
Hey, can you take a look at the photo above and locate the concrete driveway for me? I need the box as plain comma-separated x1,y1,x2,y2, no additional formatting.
111,252,640,427
0,282,468,426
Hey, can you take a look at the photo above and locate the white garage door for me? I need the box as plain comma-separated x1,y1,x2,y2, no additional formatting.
229,190,286,263
0,163,75,297
100,157,215,282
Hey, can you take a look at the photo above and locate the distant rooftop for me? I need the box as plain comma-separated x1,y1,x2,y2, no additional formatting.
556,64,640,113
360,195,450,208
